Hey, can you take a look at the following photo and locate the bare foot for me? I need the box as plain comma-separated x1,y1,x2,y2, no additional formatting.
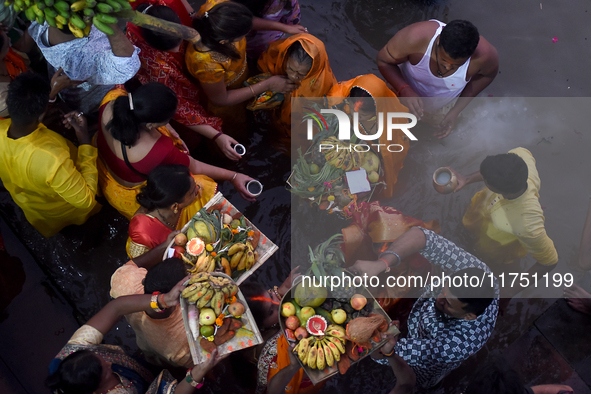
564,284,591,315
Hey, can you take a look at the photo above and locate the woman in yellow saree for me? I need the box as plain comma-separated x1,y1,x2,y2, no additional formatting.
96,83,256,221
327,74,410,199
185,0,296,133
258,33,337,136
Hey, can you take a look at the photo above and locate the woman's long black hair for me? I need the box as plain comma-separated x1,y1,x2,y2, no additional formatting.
192,2,253,60
107,82,178,147
136,165,193,211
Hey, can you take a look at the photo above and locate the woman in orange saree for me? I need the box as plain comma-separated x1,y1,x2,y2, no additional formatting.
258,33,337,137
327,74,410,199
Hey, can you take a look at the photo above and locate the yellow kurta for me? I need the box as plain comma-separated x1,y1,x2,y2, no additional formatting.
463,147,558,266
0,119,100,237
110,261,192,368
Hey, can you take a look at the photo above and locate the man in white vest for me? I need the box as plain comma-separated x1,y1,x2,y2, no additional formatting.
377,20,498,138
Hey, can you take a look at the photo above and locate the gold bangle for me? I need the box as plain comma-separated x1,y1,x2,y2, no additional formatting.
248,85,256,98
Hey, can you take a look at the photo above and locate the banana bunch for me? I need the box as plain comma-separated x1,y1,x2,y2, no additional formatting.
227,241,258,272
293,335,345,369
6,0,132,37
320,137,363,172
181,273,239,315
187,252,216,274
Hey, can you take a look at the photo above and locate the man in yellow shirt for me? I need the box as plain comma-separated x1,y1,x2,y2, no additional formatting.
451,148,558,295
0,73,100,237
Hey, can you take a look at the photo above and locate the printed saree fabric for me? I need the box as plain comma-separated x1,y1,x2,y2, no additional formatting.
327,74,411,199
51,325,179,394
256,332,321,394
258,33,337,132
126,22,223,131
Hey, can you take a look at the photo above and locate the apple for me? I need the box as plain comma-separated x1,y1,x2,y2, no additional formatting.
300,306,315,322
295,327,308,340
281,302,296,317
285,315,300,330
228,302,245,317
351,294,368,311
172,245,185,257
331,309,347,324
174,233,188,246
199,308,217,326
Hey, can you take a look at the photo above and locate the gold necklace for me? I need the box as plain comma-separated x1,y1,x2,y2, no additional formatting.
155,208,178,229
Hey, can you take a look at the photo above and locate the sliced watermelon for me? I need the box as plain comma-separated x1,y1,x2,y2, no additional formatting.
186,237,205,256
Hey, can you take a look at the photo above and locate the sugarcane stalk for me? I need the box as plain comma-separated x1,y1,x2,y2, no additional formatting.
115,10,200,45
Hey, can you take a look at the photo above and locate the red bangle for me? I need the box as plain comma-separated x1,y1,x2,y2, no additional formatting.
397,84,410,96
378,258,391,273
212,131,223,141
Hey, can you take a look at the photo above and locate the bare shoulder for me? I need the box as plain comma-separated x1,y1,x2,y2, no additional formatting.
389,20,440,52
381,20,440,63
472,35,499,72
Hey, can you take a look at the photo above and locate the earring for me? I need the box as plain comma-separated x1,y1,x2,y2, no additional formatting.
174,208,178,214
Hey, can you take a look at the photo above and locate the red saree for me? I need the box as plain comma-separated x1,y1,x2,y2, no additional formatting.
126,22,223,132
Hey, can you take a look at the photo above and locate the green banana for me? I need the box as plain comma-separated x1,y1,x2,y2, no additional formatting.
95,2,112,13
43,7,57,18
82,7,94,16
32,4,43,17
69,13,86,29
35,14,45,25
111,0,131,10
95,12,117,24
103,0,121,11
53,0,69,11
24,6,36,21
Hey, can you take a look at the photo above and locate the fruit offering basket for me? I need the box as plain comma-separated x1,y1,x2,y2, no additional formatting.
165,192,278,285
278,274,399,384
180,272,264,365
287,113,385,216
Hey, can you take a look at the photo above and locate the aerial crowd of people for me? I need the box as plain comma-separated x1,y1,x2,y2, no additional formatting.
0,0,588,393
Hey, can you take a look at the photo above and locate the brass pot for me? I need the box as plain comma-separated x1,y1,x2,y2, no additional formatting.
433,167,458,194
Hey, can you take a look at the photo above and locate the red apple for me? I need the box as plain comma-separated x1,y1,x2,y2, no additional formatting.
172,245,185,257
285,315,300,330
294,327,308,340
351,294,367,311
228,301,245,317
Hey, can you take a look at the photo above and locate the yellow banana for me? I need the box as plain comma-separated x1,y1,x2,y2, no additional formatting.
68,21,84,38
181,283,201,298
306,342,318,369
297,337,309,362
326,324,346,339
196,288,214,308
211,291,224,316
230,251,243,269
316,342,325,370
188,272,210,284
206,256,216,272
326,336,345,354
322,341,334,367
236,252,248,271
227,243,246,256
